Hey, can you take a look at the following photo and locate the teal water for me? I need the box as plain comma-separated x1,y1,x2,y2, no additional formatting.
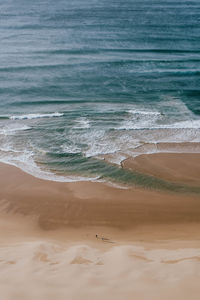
0,0,200,190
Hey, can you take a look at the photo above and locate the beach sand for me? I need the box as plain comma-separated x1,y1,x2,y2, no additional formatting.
0,153,200,300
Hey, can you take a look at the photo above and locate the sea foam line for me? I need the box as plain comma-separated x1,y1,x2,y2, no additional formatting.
128,109,161,116
10,112,64,120
0,125,31,135
118,119,200,130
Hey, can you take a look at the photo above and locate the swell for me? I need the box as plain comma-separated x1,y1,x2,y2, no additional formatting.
7,100,89,106
4,48,200,56
1,62,199,74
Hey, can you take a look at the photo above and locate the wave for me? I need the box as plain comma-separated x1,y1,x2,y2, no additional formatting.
61,144,82,154
9,100,90,107
0,125,31,135
0,115,10,120
9,48,200,55
0,64,69,72
73,118,90,129
118,119,200,130
0,149,100,183
128,109,161,116
10,112,64,120
167,120,200,129
100,48,200,54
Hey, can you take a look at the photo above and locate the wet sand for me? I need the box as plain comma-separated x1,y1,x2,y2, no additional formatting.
103,142,200,165
0,156,200,300
122,153,200,186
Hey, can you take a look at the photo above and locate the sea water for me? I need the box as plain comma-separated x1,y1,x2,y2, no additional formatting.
0,0,200,189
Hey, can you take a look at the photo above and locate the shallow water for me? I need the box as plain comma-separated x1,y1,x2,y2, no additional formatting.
0,0,200,187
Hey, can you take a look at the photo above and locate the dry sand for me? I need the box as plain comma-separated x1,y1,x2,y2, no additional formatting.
0,153,200,300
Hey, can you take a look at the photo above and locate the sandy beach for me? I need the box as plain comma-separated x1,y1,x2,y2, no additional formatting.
0,152,200,300
1,0,200,298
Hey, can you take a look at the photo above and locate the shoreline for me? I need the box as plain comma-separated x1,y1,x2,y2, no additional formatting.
2,141,200,185
0,155,200,236
103,142,200,165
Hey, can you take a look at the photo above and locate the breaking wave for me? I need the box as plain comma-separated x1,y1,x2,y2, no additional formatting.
10,112,64,120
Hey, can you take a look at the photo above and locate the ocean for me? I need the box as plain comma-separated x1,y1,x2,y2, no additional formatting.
0,0,200,189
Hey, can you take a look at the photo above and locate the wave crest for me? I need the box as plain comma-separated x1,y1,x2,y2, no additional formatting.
10,112,64,120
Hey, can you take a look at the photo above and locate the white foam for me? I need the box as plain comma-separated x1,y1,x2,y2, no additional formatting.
118,119,157,130
61,144,82,154
105,153,129,165
0,125,31,135
85,143,121,158
84,132,121,157
128,109,161,116
118,119,200,130
73,118,90,129
166,120,200,129
117,107,162,130
10,112,64,120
